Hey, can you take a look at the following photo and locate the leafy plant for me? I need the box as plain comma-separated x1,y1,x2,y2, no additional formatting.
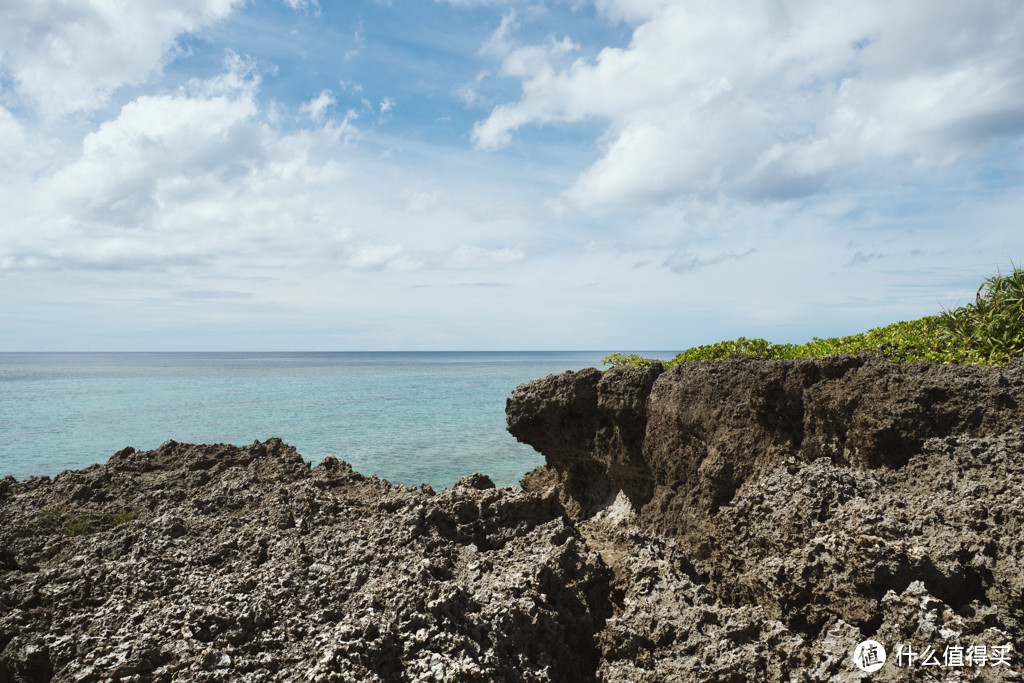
602,267,1024,369
602,353,658,369
936,266,1024,364
669,337,777,364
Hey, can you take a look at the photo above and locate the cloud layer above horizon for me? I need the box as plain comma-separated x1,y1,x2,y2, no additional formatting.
2,0,1023,351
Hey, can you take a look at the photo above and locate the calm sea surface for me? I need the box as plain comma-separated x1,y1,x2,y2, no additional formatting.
0,352,663,488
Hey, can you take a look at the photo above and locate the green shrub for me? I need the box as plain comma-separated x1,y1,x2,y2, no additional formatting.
936,267,1024,364
36,504,140,537
36,504,93,536
64,515,94,537
602,267,1024,369
111,507,137,526
36,504,70,532
602,353,659,369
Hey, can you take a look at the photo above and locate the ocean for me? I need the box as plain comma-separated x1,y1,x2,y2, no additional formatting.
0,351,654,488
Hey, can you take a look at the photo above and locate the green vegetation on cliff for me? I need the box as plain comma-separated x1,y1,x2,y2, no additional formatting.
605,267,1024,369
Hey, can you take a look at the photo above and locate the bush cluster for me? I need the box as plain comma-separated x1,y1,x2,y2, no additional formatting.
36,504,139,537
603,267,1024,369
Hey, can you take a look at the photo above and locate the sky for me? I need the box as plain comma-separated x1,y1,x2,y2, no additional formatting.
1,0,1023,352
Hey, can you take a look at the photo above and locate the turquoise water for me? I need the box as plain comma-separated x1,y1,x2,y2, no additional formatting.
0,352,627,488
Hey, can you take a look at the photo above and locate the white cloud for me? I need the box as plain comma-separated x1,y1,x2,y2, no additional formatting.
1,0,1022,352
481,11,519,58
592,0,673,24
458,71,491,108
0,0,242,116
472,12,581,149
474,0,1024,208
0,106,29,171
283,0,320,11
40,55,262,225
301,90,336,123
344,21,365,61
0,48,538,284
347,245,403,270
0,56,366,273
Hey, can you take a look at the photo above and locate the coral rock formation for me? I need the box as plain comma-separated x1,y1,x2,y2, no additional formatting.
3,355,1023,681
508,356,1024,681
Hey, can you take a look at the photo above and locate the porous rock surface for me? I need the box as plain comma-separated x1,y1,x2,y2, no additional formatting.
1,440,611,682
509,355,1024,681
3,354,1024,681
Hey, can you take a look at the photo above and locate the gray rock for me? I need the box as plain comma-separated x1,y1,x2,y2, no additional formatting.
0,439,610,682
5,356,1024,680
509,356,1024,680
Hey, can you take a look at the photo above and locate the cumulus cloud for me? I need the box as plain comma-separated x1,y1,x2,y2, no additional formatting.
3,0,1020,352
0,44,532,283
0,54,370,273
41,54,263,225
592,0,675,24
473,0,1024,208
0,0,242,116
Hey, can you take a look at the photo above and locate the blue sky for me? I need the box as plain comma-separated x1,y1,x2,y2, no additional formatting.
2,0,1023,351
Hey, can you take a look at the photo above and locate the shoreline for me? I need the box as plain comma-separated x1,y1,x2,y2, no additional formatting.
3,355,1023,681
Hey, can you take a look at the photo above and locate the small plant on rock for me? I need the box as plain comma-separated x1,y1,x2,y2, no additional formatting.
36,504,139,536
110,507,137,527
37,504,94,536
602,353,658,369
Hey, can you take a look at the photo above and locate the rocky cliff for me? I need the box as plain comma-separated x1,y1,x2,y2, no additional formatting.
2,355,1023,681
508,355,1024,680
